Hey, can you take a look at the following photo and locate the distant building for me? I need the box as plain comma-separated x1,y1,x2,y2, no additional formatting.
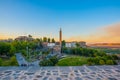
65,41,86,48
15,36,33,41
55,42,60,45
47,43,55,48
42,42,48,48
71,42,77,47
53,45,61,52
0,38,13,42
79,41,86,48
65,42,76,48
66,42,72,47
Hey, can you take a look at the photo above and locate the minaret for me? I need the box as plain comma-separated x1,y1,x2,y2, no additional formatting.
59,28,62,46
59,28,62,54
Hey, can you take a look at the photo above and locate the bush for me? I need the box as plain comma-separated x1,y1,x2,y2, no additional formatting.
56,56,88,66
99,60,105,65
39,56,58,66
21,50,27,57
106,60,114,65
9,56,18,66
0,56,18,66
111,54,119,60
0,58,2,66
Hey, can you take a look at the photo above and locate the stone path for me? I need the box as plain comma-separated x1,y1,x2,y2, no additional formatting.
0,65,120,80
15,53,28,66
15,53,39,67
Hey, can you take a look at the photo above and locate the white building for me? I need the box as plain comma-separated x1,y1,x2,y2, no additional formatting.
47,43,55,48
65,42,76,48
71,42,76,47
66,42,72,47
65,41,86,48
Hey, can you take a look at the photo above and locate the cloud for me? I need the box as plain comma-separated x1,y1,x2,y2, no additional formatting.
66,23,120,43
103,23,120,36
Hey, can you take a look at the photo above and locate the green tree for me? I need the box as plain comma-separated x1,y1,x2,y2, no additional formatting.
50,56,58,65
76,42,80,47
9,45,16,56
0,58,2,66
48,38,51,43
43,37,47,42
99,60,105,65
0,42,11,55
40,38,42,42
62,40,66,47
10,56,18,66
28,34,32,38
111,54,119,60
35,38,40,42
106,60,114,65
52,38,55,43
21,50,27,57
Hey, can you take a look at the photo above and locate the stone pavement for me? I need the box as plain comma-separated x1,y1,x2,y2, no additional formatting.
0,65,120,80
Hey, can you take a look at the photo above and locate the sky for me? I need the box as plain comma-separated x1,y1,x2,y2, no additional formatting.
0,0,120,43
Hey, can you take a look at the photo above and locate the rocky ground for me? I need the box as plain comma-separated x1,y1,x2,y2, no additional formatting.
0,65,120,80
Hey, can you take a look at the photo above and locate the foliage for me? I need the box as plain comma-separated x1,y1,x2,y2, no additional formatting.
43,37,47,42
0,56,18,66
0,42,11,55
62,47,106,57
28,34,32,38
9,45,16,56
56,56,88,66
62,40,66,47
48,38,51,43
0,58,2,66
87,56,117,65
21,50,27,57
93,48,120,54
99,60,105,65
51,38,55,43
106,60,114,65
39,56,58,66
76,42,80,47
9,56,18,65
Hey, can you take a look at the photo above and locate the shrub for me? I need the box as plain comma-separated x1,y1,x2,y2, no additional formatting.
106,60,114,65
0,58,2,66
99,60,105,65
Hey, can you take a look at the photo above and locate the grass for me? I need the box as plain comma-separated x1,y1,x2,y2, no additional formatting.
56,56,88,66
0,56,19,66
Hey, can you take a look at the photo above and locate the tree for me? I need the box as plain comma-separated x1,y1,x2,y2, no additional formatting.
28,35,32,38
0,42,11,55
76,42,80,47
106,60,114,65
10,56,18,66
52,38,55,43
36,38,40,42
48,38,51,43
62,40,66,47
50,56,58,65
43,37,47,42
9,45,16,56
0,58,2,66
39,56,58,66
111,54,119,60
39,38,42,41
99,60,105,65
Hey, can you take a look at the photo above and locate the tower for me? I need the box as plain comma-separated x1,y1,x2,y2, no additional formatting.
59,28,62,46
59,28,62,54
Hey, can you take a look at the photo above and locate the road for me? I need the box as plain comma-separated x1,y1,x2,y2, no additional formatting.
15,53,40,67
